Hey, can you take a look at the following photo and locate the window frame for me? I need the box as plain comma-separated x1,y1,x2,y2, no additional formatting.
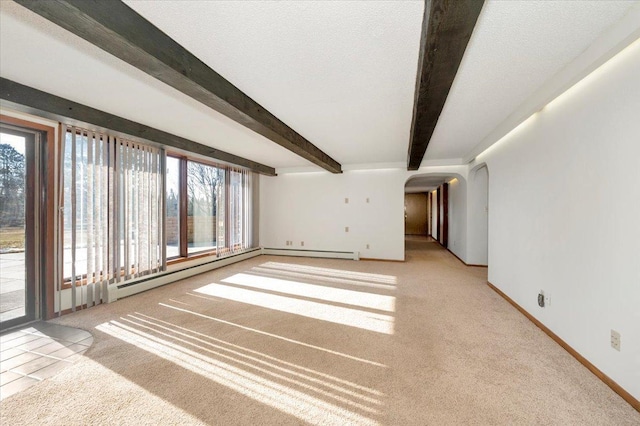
167,152,246,263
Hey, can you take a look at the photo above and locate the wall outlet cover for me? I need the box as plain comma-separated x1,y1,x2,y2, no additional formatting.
611,330,621,351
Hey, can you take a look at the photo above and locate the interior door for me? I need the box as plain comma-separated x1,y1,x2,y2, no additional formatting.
404,193,428,235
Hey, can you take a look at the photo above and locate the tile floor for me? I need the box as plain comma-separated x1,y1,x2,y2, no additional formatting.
0,321,93,400
0,252,26,322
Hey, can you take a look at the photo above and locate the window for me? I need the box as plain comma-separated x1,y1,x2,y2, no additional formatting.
62,125,165,299
187,161,223,254
165,156,181,259
167,155,254,260
61,123,255,307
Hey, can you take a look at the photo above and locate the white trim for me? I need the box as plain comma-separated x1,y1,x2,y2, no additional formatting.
342,162,405,171
275,165,326,174
274,159,466,175
112,249,262,300
262,248,359,260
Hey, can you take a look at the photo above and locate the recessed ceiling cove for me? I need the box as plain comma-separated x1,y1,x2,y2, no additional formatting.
425,0,637,163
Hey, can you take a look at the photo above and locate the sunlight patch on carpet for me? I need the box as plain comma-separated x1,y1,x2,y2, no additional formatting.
159,303,387,367
221,273,395,312
193,283,395,334
249,266,395,290
96,320,381,425
259,262,397,285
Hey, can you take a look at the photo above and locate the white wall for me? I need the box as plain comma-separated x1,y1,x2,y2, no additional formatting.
260,166,467,261
466,166,489,265
447,178,467,261
475,40,640,399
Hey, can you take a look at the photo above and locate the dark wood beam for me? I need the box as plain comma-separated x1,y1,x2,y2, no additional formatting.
14,0,342,174
407,0,484,170
0,78,276,176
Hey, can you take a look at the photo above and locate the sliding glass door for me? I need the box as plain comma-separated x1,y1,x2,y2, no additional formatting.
0,126,38,330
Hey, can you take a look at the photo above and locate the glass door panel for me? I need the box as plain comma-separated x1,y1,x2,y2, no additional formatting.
0,128,35,329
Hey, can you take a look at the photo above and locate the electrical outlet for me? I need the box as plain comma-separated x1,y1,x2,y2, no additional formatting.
544,292,551,307
538,290,545,308
301,241,304,247
345,198,349,204
345,226,349,233
366,198,370,203
366,244,370,249
611,330,621,351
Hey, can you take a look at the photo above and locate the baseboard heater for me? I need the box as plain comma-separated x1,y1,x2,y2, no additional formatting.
111,248,262,301
262,248,359,260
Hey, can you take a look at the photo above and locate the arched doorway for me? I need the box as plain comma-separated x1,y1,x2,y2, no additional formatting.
404,173,465,256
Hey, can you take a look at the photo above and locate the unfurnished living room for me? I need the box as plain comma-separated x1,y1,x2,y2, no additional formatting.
0,0,638,424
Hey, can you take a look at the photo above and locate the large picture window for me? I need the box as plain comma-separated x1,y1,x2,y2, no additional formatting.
187,161,223,255
166,154,254,261
61,124,255,309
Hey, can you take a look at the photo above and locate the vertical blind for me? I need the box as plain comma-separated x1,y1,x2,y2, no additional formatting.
62,125,165,310
227,167,252,254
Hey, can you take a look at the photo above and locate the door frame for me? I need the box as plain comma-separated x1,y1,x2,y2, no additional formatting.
1,115,56,329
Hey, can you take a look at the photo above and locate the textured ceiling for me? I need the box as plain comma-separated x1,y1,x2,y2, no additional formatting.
122,0,424,166
425,0,637,162
0,0,304,169
1,1,638,171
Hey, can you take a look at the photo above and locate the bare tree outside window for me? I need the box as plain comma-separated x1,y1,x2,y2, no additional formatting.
187,161,223,252
0,144,25,229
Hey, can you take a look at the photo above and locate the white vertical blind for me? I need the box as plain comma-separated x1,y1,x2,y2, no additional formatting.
62,125,164,310
227,167,252,255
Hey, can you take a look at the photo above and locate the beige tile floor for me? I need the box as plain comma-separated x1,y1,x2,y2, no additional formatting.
0,322,93,400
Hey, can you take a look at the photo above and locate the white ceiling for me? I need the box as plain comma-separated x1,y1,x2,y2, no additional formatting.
1,1,639,171
122,0,424,166
0,0,304,168
426,0,638,162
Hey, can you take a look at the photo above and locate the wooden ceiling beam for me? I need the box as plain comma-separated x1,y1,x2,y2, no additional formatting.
407,0,484,170
0,78,277,175
15,0,342,173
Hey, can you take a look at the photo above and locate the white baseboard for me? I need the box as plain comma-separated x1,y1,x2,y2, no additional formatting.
110,247,357,302
262,248,359,260
112,249,262,301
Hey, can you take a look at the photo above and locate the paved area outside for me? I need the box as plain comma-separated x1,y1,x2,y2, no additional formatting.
0,252,25,323
0,321,93,400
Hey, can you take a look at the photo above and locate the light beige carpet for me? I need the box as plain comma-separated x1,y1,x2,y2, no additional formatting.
1,239,637,425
